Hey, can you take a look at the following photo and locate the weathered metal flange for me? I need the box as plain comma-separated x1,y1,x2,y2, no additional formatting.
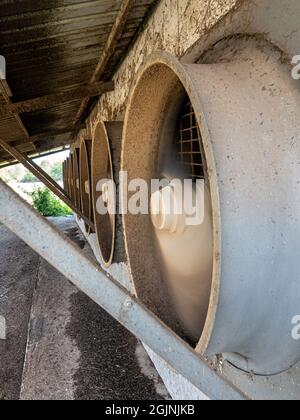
92,121,126,267
72,147,81,211
79,138,94,234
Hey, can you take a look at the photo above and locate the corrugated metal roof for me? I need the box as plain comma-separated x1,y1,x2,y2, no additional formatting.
0,0,157,165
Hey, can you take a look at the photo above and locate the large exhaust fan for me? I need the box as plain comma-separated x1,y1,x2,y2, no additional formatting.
63,160,67,195
69,153,75,203
72,147,81,211
65,157,71,199
121,39,300,376
92,121,126,267
79,138,94,234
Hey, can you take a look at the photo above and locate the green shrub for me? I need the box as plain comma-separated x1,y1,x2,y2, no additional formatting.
49,162,63,182
30,187,73,217
21,171,38,183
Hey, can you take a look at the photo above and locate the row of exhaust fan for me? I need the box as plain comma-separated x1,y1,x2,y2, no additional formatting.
62,121,122,268
64,43,300,378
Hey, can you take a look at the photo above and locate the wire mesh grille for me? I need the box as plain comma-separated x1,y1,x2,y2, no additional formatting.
177,99,205,181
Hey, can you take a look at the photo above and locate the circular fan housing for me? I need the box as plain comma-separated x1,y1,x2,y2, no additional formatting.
80,139,94,234
92,121,115,267
72,147,81,211
69,153,75,203
122,43,300,375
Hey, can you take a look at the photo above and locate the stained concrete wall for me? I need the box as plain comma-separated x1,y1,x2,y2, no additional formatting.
83,0,240,128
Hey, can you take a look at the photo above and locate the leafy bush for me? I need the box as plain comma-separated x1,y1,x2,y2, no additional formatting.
30,187,73,217
49,162,63,181
21,171,38,183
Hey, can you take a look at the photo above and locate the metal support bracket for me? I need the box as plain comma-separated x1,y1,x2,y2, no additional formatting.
0,179,248,400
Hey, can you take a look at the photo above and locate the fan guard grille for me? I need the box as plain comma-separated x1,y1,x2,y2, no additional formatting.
177,98,205,182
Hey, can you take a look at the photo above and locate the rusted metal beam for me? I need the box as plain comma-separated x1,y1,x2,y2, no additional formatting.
12,124,86,146
0,145,63,190
34,138,73,154
0,81,114,117
0,79,12,98
26,155,66,196
0,143,36,161
0,137,65,195
0,146,70,169
74,0,135,123
0,137,94,230
0,81,30,140
0,137,72,163
0,138,65,161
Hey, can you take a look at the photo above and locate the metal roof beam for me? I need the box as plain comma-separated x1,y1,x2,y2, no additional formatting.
0,81,114,117
0,146,70,169
12,124,86,146
74,0,135,123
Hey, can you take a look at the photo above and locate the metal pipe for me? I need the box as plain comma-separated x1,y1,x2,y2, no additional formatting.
0,179,246,401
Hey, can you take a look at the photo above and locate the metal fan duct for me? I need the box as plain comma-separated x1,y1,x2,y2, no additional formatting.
121,40,300,375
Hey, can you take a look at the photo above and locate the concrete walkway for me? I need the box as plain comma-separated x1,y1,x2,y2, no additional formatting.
0,218,169,400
